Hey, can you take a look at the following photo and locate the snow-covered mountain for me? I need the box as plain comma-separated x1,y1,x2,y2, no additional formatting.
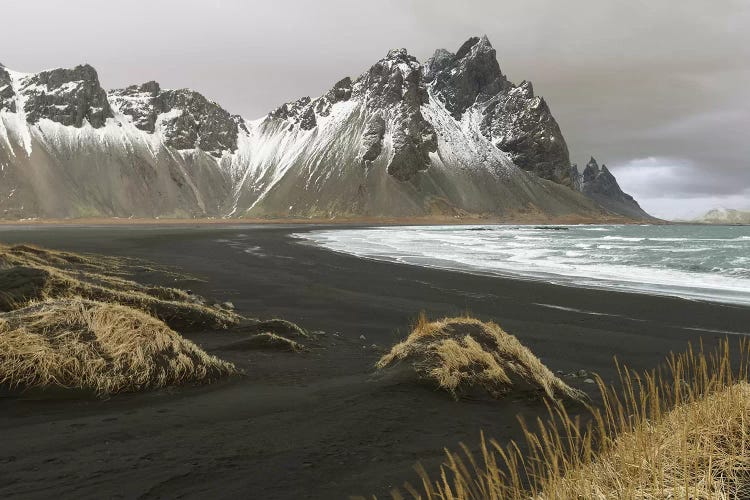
694,208,750,224
0,36,649,220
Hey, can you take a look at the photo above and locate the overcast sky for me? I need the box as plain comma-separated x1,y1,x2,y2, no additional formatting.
3,0,748,219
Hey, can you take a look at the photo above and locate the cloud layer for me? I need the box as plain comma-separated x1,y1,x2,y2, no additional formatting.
610,158,750,219
3,0,747,219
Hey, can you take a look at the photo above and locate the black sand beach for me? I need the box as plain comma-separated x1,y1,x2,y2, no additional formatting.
1,224,748,499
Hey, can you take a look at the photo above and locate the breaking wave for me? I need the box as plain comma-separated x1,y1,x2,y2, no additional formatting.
297,224,750,306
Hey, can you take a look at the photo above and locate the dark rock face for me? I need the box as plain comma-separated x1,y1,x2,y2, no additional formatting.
581,158,599,183
0,67,16,113
315,77,353,117
270,96,312,123
356,48,429,109
581,157,623,196
18,65,113,128
576,157,652,219
426,36,572,186
260,37,569,184
428,36,512,118
269,77,354,129
360,114,385,166
109,81,161,131
354,48,437,181
266,48,438,182
480,81,572,185
569,164,583,191
158,89,243,155
111,82,244,157
423,49,454,82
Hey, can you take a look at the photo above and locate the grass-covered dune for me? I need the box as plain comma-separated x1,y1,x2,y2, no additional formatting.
0,243,307,397
0,298,236,396
388,339,750,499
377,314,586,403
0,243,239,330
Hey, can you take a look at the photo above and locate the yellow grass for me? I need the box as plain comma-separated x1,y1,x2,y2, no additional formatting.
0,298,237,395
0,243,125,271
377,314,586,402
233,332,306,352
0,243,239,330
391,338,750,499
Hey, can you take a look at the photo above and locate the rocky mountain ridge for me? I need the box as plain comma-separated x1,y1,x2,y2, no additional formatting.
0,38,649,220
570,157,652,220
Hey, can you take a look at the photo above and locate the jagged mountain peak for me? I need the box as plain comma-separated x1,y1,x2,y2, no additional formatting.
384,48,417,63
8,63,114,128
583,156,601,181
356,48,426,105
421,37,573,186
455,34,494,59
0,39,651,221
245,35,570,185
424,48,453,81
583,157,614,180
516,80,534,97
109,80,245,156
118,80,161,96
428,36,510,119
574,156,652,220
352,46,436,181
0,66,14,102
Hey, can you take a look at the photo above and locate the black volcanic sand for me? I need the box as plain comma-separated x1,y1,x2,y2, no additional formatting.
0,224,748,499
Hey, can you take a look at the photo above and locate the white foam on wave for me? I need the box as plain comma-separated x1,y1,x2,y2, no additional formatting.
533,303,641,320
683,326,749,337
602,236,645,242
295,225,750,306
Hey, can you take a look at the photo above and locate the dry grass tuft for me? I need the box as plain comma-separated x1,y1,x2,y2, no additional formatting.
226,332,306,352
0,243,123,271
236,318,309,338
0,298,237,396
377,314,586,402
0,243,239,330
393,339,750,500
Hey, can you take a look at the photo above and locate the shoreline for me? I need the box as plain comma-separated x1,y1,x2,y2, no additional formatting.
294,226,750,309
1,225,748,499
0,213,663,226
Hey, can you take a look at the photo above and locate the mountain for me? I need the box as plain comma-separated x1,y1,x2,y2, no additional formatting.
694,208,750,224
0,37,649,220
570,157,652,220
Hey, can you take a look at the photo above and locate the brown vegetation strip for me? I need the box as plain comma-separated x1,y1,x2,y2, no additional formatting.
386,339,750,499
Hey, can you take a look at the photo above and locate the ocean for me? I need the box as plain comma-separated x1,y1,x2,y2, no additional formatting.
296,224,750,306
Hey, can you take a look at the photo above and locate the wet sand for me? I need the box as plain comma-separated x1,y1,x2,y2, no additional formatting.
0,224,747,499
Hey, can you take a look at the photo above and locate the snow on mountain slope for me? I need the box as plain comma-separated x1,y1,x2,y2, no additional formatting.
695,208,750,224
0,37,646,220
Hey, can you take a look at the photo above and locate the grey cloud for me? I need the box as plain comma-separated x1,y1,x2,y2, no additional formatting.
611,158,750,219
611,158,743,198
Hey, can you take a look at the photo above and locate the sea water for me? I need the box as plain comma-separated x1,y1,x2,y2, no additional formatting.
296,224,750,306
